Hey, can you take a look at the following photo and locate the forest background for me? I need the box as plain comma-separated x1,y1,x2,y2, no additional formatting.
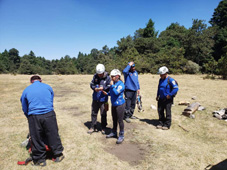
0,0,227,79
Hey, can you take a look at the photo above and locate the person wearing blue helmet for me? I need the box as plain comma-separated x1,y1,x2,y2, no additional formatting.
123,61,140,123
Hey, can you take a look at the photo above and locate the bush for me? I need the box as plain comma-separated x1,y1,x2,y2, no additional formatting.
184,60,200,74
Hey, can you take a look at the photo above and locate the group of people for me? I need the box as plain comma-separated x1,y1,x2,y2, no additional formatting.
20,62,178,166
87,63,179,144
88,62,140,144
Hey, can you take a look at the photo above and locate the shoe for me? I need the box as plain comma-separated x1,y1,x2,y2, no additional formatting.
53,153,65,162
125,118,131,123
106,132,117,138
116,132,124,144
87,128,94,134
32,160,46,167
101,129,106,135
130,116,137,119
156,125,162,129
162,126,169,130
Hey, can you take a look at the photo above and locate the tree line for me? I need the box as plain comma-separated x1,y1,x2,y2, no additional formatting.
0,0,227,79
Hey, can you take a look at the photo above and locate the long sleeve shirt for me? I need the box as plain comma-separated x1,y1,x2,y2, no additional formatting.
157,76,179,100
20,81,54,117
90,71,111,102
123,65,140,91
109,80,125,106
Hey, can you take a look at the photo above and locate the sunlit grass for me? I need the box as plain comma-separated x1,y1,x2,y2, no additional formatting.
0,74,226,170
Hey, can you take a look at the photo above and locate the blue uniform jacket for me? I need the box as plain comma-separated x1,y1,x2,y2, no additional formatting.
123,65,140,91
90,72,111,102
109,80,125,106
157,76,179,100
20,81,54,117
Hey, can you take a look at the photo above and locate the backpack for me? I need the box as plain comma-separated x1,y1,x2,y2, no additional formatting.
166,76,178,97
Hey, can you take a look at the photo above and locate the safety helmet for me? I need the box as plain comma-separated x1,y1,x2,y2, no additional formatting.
110,69,121,77
96,64,105,74
157,66,169,75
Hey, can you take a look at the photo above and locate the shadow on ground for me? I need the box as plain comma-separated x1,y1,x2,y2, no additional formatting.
84,121,111,134
139,118,159,127
205,159,227,170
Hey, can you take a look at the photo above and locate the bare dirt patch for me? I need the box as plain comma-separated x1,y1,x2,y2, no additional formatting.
105,142,146,166
104,121,148,166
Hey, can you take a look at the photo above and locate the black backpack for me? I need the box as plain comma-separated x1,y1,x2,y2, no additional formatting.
166,76,178,97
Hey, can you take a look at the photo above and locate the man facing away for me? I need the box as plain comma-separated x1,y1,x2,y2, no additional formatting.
123,61,140,123
20,75,64,166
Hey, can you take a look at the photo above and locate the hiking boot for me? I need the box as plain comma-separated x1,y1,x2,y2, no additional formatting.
106,132,117,138
116,132,124,144
101,129,106,135
87,128,94,134
130,116,137,119
125,117,131,123
156,124,163,129
53,153,65,162
162,126,169,130
32,160,46,167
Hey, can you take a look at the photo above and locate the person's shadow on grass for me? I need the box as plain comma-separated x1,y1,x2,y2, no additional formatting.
84,121,112,134
139,119,159,127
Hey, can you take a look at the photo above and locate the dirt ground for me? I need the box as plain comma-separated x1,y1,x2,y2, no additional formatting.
0,74,227,170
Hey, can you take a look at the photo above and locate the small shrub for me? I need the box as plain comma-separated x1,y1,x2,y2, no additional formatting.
184,60,200,74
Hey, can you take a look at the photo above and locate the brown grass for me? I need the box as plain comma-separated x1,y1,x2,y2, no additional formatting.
0,74,226,170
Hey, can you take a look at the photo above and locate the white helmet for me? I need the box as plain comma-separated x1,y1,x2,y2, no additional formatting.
110,69,121,76
96,64,105,74
158,66,169,74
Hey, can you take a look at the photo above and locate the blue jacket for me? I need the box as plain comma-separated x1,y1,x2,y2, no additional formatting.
157,76,179,100
90,72,111,102
20,81,54,117
123,65,140,91
109,80,125,106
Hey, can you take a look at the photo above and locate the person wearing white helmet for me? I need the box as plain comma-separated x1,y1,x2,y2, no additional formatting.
88,64,111,134
106,69,125,144
156,66,179,130
123,61,140,123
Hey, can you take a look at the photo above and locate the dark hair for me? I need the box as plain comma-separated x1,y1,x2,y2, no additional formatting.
30,75,41,82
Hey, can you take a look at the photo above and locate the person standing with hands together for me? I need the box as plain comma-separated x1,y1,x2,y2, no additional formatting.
106,69,125,144
89,64,111,134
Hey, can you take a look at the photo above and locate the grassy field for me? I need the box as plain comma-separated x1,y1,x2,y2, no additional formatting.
0,74,226,170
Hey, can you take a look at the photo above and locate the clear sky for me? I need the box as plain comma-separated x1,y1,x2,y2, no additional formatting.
0,0,222,60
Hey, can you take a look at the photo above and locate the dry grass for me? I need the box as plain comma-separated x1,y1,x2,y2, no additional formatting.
0,74,226,170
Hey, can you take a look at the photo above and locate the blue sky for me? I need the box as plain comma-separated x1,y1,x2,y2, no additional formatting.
0,0,221,60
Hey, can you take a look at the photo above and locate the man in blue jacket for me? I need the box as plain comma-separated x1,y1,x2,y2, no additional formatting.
156,66,179,130
88,64,111,134
123,62,140,123
20,75,64,166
